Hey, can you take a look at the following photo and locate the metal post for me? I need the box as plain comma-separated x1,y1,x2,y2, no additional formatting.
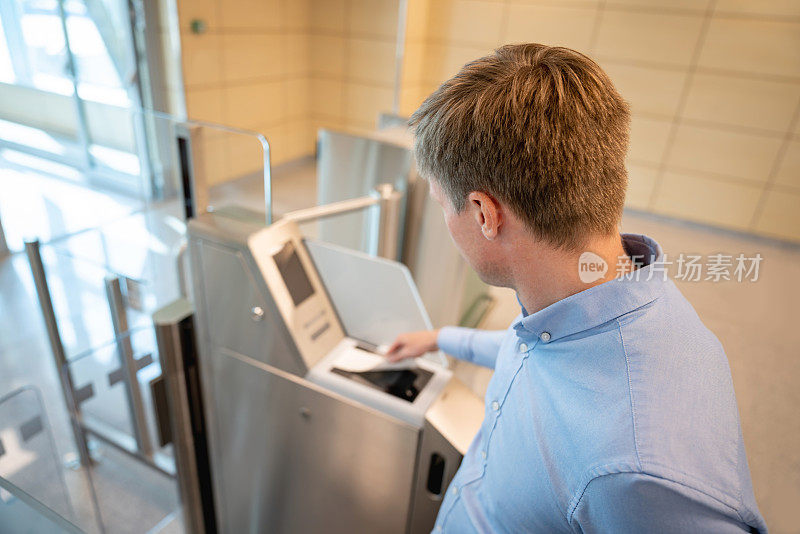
261,135,273,226
56,0,94,170
126,0,159,199
105,276,153,456
373,183,404,260
176,240,189,299
176,125,209,220
24,240,92,467
153,299,216,534
0,212,9,257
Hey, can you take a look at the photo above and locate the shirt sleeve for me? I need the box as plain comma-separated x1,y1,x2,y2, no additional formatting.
437,327,506,369
569,472,757,534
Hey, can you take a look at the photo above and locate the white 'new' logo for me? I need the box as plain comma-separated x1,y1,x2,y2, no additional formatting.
578,251,608,284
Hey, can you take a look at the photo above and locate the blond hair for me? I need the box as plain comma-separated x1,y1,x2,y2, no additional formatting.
410,43,631,250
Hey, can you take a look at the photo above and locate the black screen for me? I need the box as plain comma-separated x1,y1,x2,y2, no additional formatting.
273,241,315,306
330,367,433,403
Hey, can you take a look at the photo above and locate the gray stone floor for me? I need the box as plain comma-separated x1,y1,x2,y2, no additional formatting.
1,153,798,532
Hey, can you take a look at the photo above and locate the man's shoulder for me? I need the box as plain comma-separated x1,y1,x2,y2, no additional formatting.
612,281,746,509
617,279,726,365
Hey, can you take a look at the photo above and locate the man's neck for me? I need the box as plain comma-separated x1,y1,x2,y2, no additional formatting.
512,234,631,315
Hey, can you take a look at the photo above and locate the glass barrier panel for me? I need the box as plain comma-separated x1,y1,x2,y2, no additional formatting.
4,110,270,534
1,109,271,251
68,335,136,440
0,387,73,522
0,475,81,534
297,209,380,253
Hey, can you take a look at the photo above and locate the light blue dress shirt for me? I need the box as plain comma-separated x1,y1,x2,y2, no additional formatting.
435,234,767,533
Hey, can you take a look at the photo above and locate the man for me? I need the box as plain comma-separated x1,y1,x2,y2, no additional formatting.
386,44,766,533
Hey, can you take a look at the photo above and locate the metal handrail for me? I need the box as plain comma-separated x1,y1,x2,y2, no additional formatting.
24,240,92,468
105,276,153,457
282,195,379,224
282,183,404,260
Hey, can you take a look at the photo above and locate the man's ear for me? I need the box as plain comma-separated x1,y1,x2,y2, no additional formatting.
467,191,502,240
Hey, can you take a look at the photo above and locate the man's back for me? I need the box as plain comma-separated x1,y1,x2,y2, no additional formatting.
434,235,766,533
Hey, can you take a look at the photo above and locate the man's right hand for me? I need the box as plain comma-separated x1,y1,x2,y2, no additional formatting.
385,329,441,363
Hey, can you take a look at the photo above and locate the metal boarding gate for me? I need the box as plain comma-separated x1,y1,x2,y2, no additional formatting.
22,236,185,533
167,190,482,533
25,240,174,475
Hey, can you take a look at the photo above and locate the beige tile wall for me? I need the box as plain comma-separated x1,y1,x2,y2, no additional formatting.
307,0,399,133
172,0,800,243
175,0,314,185
175,0,400,185
397,0,800,244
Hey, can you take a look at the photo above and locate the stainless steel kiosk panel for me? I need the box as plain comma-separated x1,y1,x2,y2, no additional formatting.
316,129,411,258
213,350,419,533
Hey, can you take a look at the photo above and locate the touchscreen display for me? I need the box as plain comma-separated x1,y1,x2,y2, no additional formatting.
273,241,315,306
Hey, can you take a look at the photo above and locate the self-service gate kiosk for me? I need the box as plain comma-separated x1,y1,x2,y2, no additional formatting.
159,209,484,533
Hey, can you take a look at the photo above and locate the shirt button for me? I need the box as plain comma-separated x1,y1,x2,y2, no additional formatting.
519,342,528,353
540,331,551,342
452,486,459,495
491,401,500,411
436,526,442,532
480,450,487,459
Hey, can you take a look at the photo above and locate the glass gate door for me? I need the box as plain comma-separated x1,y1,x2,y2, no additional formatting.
0,0,149,195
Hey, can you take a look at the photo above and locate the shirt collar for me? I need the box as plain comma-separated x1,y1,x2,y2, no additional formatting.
513,234,665,343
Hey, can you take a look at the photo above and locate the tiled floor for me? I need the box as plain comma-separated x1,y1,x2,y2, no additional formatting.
1,153,798,532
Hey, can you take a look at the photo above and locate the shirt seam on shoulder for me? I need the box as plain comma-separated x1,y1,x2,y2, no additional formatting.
617,318,643,473
553,296,659,344
735,428,745,522
566,463,622,524
639,460,743,507
566,469,745,526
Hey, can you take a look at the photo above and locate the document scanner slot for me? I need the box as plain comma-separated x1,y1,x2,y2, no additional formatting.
331,368,433,402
